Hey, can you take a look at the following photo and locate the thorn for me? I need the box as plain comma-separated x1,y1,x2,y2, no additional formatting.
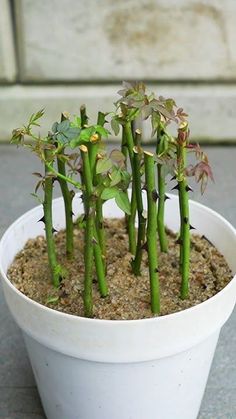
70,211,75,217
184,216,188,224
155,267,159,273
38,216,45,223
164,194,170,201
202,235,213,246
171,184,179,191
186,185,193,192
189,225,195,230
152,190,159,202
141,242,148,251
142,184,147,191
170,175,176,181
52,227,57,234
176,237,183,245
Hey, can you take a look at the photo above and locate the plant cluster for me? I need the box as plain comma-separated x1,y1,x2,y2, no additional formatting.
11,82,213,317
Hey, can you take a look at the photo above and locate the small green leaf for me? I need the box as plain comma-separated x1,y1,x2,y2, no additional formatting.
95,125,110,138
71,116,81,128
46,295,59,304
57,133,67,143
115,191,131,215
110,149,125,164
52,121,59,133
70,137,80,149
111,118,120,136
11,128,24,144
151,112,160,137
101,187,118,201
120,170,131,188
29,109,44,126
79,127,95,142
59,120,70,131
96,158,113,174
109,168,122,186
66,126,81,139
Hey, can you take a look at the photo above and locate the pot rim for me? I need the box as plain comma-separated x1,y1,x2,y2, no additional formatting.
1,194,236,326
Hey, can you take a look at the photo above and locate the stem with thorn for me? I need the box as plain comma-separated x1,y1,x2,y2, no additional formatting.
56,113,74,258
131,145,146,275
94,112,106,259
57,156,74,259
156,127,168,252
177,146,184,273
177,123,190,299
80,145,108,316
121,125,130,235
144,151,160,314
43,149,61,287
124,121,136,255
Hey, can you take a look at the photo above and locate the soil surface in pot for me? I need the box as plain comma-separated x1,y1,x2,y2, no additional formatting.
8,218,232,319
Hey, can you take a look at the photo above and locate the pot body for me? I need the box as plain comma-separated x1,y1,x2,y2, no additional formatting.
1,195,236,419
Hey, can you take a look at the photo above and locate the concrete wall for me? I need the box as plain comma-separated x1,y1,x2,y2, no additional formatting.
0,0,236,141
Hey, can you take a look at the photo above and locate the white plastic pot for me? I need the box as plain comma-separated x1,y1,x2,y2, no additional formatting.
0,194,236,419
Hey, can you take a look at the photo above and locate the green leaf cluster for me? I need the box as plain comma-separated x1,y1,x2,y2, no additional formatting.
52,120,81,145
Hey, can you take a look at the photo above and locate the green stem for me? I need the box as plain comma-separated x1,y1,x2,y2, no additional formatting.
177,146,184,273
121,126,129,233
131,146,146,275
124,121,136,255
95,199,106,259
43,149,61,288
94,111,106,259
80,145,94,316
83,209,94,317
144,151,160,314
80,105,88,128
80,145,108,315
156,129,168,252
57,155,74,259
157,164,168,252
124,121,134,163
93,223,108,297
88,111,105,178
129,191,137,255
121,125,129,167
134,129,142,147
178,145,190,299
